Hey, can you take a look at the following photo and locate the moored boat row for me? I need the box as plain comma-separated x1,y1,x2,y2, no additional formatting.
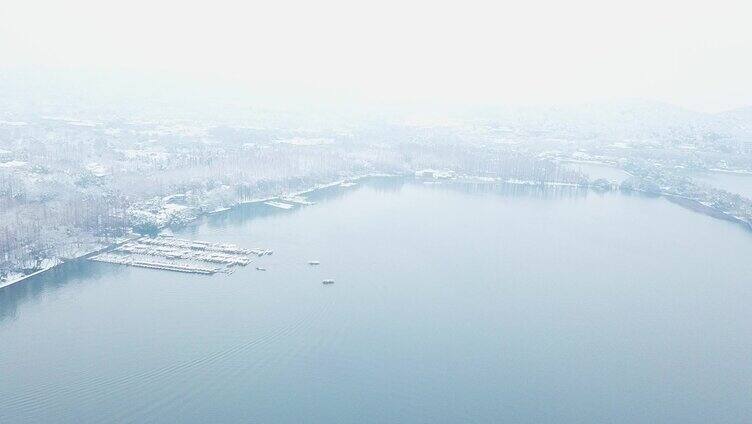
89,236,269,275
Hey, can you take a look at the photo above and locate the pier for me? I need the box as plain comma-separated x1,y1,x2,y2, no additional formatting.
264,194,317,209
90,254,219,274
264,200,295,209
282,196,316,205
88,236,269,275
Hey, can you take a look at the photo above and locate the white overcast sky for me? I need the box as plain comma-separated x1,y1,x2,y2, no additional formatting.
1,0,750,112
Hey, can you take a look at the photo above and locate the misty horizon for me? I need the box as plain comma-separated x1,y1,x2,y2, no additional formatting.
2,1,752,112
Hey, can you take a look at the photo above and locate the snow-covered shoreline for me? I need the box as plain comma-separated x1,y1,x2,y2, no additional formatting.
0,237,139,291
0,172,594,290
0,263,60,290
0,173,390,291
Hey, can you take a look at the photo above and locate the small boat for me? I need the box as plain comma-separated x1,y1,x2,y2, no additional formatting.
322,279,335,284
256,267,267,271
308,261,320,265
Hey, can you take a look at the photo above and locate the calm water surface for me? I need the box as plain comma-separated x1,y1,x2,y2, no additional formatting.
2,178,751,423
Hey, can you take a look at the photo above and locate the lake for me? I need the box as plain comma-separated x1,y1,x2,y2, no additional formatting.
2,177,751,423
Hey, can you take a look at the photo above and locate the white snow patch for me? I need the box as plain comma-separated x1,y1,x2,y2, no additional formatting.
0,160,28,168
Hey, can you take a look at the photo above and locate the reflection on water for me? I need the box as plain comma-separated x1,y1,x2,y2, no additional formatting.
443,180,588,199
190,178,408,233
182,177,587,241
0,261,118,324
2,176,752,423
0,178,407,321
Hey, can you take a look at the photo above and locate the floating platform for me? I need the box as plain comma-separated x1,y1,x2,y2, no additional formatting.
139,236,255,255
282,196,316,206
264,201,295,209
88,236,269,276
90,254,219,274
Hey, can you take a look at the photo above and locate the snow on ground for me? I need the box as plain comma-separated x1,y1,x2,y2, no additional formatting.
86,162,110,177
0,258,62,289
0,160,28,168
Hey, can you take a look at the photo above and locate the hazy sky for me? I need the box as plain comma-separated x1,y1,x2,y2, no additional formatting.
1,0,750,112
